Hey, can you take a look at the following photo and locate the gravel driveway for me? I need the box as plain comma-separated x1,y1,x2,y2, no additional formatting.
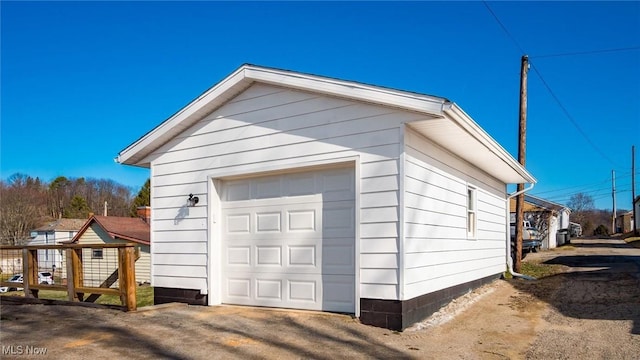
1,237,639,359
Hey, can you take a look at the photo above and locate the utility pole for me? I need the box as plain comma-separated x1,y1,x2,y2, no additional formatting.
612,170,616,234
514,55,528,272
632,146,636,235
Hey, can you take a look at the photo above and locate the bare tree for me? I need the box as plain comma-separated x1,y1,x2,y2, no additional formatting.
0,174,49,245
1,174,134,245
46,177,133,218
88,178,132,216
526,211,551,246
568,193,595,232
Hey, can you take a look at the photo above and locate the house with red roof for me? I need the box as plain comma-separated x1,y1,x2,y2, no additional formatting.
68,207,151,285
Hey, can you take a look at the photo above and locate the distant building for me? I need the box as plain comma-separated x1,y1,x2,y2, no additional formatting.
510,195,571,249
615,211,633,234
29,218,86,272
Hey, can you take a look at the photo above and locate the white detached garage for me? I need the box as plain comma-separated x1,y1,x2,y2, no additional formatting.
117,64,535,330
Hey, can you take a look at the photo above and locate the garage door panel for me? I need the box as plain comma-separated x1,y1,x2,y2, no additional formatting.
226,214,251,233
289,280,317,302
255,212,282,232
227,246,251,265
224,273,323,310
252,177,282,199
255,246,283,266
323,243,355,273
283,173,316,196
323,275,356,313
256,279,282,300
225,194,320,207
287,210,317,231
323,205,353,226
225,181,251,201
288,245,316,266
227,278,251,298
320,170,355,201
221,167,355,313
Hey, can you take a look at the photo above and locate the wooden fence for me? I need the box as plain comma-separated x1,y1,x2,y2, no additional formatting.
0,244,137,311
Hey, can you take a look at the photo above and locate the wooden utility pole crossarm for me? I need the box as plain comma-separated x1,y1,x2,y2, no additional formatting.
514,55,529,272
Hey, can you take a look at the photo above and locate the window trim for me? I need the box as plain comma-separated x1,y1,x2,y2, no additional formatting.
92,249,104,259
467,186,477,239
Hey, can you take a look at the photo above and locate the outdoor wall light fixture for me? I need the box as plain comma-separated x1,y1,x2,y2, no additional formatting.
187,193,199,207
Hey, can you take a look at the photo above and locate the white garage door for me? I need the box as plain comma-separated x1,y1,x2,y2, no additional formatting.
221,167,355,313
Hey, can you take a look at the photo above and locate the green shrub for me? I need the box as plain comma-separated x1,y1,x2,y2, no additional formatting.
593,224,609,236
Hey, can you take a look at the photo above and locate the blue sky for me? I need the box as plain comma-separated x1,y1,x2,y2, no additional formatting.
1,1,638,210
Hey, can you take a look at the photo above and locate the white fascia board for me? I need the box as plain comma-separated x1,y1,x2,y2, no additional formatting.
117,67,250,165
443,104,536,184
118,64,449,166
243,66,448,116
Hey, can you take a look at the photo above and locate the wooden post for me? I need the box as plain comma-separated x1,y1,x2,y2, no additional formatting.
119,246,137,311
30,249,40,298
22,248,31,298
118,247,125,305
72,248,84,301
66,248,78,301
22,249,39,298
514,55,529,272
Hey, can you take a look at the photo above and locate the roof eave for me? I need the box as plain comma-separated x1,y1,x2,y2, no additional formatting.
243,66,448,115
117,66,252,166
442,104,536,185
117,64,450,166
110,233,150,245
69,217,95,243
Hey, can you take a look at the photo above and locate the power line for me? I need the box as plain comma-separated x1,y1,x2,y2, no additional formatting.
542,187,634,204
482,2,622,168
483,2,630,169
530,177,611,196
530,172,637,198
534,181,634,199
531,46,640,59
528,63,621,168
482,1,526,54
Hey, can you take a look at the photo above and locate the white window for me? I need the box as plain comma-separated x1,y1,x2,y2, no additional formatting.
92,249,103,259
467,187,477,238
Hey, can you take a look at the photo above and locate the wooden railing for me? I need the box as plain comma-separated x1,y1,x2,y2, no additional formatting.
0,244,137,311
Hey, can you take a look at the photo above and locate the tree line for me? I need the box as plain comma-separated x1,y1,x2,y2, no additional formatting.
0,173,150,245
567,192,627,236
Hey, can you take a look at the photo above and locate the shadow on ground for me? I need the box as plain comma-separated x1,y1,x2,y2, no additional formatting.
0,303,414,359
565,242,635,249
509,252,640,335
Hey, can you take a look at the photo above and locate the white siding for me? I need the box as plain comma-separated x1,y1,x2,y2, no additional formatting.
29,232,54,272
148,84,432,298
403,128,507,300
28,231,68,275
